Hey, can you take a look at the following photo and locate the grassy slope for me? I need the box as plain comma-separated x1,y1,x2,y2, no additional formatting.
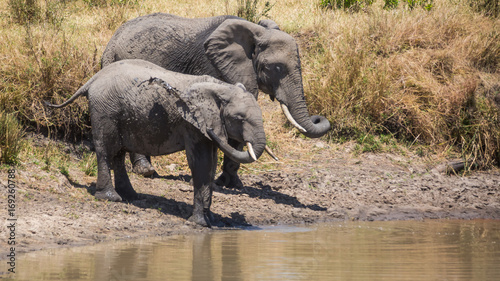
0,0,499,169
295,1,500,168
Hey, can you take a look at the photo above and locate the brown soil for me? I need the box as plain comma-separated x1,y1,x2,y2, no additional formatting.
1,99,499,257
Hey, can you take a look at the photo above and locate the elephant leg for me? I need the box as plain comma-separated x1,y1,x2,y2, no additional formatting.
130,152,155,177
94,144,122,202
113,150,138,201
215,139,243,189
186,141,218,227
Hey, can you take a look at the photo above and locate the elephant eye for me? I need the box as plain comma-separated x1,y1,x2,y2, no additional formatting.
234,113,245,121
270,63,286,76
262,63,286,80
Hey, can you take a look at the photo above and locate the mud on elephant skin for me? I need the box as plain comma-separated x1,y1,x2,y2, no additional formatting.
101,13,330,185
45,59,267,227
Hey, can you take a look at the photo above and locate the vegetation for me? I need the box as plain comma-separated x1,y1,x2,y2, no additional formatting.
320,0,374,11
0,0,499,170
320,0,433,11
237,0,274,23
470,0,499,18
0,112,24,164
303,0,499,169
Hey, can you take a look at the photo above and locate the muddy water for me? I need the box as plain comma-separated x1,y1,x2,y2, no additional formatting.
6,220,500,281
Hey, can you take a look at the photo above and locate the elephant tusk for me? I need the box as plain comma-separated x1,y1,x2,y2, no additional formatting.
280,104,307,133
246,142,258,161
265,145,279,161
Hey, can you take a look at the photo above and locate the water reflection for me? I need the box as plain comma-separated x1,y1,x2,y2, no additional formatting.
5,220,500,281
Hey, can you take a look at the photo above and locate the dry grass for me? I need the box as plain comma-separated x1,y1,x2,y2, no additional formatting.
0,0,499,169
299,1,500,168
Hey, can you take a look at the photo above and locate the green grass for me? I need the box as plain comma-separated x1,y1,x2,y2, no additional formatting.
80,151,97,176
0,111,24,164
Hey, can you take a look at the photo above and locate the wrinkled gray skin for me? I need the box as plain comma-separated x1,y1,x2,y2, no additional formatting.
101,13,330,187
45,60,266,227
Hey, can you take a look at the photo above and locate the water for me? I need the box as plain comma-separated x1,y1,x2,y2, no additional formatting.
4,220,500,281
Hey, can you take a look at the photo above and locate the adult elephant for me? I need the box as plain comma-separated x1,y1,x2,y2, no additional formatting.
101,13,330,187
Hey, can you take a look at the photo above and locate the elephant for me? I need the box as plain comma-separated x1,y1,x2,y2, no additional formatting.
45,59,267,227
101,13,331,187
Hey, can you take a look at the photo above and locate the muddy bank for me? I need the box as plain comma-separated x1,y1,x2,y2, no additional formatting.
1,134,499,257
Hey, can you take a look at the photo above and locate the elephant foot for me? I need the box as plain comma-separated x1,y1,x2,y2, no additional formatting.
132,158,155,177
116,187,139,202
187,212,212,228
215,172,243,189
95,189,122,202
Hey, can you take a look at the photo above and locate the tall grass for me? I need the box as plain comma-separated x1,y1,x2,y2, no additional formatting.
301,1,500,168
1,23,98,140
1,0,107,142
0,111,24,164
0,0,499,169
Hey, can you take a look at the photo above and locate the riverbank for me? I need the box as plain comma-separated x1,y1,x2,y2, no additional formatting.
1,99,499,256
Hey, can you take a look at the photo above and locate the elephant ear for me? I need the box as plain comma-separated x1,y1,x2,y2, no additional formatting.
204,19,265,97
145,77,226,142
174,82,228,143
258,19,280,30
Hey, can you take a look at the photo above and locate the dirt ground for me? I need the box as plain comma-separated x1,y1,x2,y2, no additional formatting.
1,99,500,257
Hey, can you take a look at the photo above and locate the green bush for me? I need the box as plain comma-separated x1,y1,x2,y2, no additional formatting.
383,0,433,11
383,0,399,9
405,0,433,11
0,111,24,164
237,0,274,23
470,0,499,18
82,0,138,8
320,0,374,11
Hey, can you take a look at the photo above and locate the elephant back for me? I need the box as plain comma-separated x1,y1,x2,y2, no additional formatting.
101,13,237,78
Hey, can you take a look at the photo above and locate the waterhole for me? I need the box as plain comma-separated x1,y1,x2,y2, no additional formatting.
5,220,500,280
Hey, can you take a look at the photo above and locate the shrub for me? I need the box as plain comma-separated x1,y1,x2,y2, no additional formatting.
383,0,399,9
382,0,433,11
470,0,499,18
320,0,374,11
82,0,138,8
405,0,433,11
237,0,274,23
0,111,24,164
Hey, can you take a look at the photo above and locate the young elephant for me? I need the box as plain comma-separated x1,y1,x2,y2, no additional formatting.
45,59,266,227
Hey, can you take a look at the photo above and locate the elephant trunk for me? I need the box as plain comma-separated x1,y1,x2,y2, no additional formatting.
207,129,266,164
281,102,331,139
278,76,331,139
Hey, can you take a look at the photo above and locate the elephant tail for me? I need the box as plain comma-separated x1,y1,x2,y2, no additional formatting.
44,78,93,109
